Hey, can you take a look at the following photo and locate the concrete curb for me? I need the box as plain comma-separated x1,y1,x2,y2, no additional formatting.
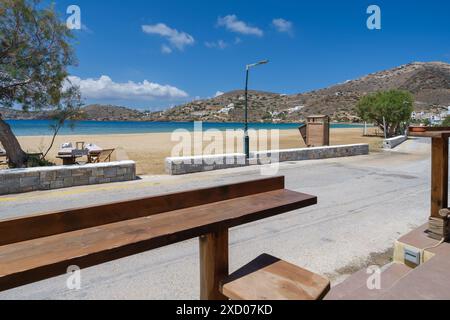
383,136,408,149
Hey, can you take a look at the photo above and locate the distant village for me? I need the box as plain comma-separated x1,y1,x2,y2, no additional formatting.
412,106,450,125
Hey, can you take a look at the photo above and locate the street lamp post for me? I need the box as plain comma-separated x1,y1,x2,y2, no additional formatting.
244,60,269,159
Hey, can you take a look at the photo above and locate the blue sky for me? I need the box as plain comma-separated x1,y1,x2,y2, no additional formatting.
50,0,450,110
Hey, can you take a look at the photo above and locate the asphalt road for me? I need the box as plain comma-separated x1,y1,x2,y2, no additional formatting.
0,138,433,299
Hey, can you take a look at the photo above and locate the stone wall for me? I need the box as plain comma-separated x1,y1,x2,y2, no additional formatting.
0,160,136,195
383,135,407,149
165,144,369,175
251,144,370,164
166,153,246,175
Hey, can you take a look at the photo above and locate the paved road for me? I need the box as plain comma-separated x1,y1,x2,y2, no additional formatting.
0,138,434,299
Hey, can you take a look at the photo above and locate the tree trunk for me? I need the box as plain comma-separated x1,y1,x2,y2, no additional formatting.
0,114,28,168
387,123,397,138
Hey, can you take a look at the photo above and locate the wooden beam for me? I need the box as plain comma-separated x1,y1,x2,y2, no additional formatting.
0,176,286,246
0,189,316,292
199,230,229,300
431,137,448,219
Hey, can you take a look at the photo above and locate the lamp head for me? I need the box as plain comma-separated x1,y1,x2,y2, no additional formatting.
246,60,269,70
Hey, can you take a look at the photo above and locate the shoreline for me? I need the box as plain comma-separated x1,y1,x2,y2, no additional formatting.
6,119,370,137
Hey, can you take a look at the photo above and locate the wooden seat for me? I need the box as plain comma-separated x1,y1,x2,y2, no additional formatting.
220,254,330,300
0,176,317,292
88,148,115,163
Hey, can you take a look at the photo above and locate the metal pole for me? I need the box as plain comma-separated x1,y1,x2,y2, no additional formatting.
244,68,250,159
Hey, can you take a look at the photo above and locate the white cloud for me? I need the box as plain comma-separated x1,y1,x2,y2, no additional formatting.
272,18,293,34
66,75,189,101
205,40,228,49
215,91,225,97
142,23,195,51
161,44,173,54
217,15,263,37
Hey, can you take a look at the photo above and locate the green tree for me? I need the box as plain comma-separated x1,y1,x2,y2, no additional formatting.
0,0,79,168
42,86,82,159
422,118,431,127
356,90,414,137
441,116,450,127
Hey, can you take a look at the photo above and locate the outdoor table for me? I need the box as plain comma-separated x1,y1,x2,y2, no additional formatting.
56,155,78,165
57,149,88,165
0,176,318,299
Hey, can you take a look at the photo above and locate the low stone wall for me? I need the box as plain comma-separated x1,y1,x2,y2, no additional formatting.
0,160,136,195
251,144,370,164
383,135,407,149
166,153,246,175
165,144,369,175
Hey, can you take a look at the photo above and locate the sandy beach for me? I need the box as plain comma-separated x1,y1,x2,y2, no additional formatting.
15,128,383,175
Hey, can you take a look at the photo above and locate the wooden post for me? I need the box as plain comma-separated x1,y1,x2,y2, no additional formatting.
431,137,448,218
199,229,229,300
429,137,449,239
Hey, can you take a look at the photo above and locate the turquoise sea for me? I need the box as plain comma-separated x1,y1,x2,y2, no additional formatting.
6,120,366,136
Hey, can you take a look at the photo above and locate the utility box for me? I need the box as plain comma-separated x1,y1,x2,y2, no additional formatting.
306,115,330,147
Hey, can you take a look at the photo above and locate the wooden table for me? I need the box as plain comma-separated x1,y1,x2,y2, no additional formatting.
56,150,88,165
0,176,317,299
56,155,78,165
410,128,450,239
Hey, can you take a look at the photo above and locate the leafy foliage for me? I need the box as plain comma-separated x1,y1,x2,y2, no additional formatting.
26,153,55,167
442,116,450,127
43,85,82,159
0,0,77,110
0,0,81,168
356,90,414,137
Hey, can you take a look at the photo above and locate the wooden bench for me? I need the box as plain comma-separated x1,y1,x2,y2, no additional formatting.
221,254,330,300
0,176,328,299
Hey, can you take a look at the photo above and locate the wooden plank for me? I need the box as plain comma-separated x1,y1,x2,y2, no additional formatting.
199,230,228,300
431,137,448,219
409,131,450,138
0,176,285,246
0,189,316,291
221,254,330,300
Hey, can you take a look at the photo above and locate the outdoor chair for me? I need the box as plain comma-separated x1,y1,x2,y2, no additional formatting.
88,148,115,163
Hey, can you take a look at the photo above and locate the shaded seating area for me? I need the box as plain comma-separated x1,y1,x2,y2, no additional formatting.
56,141,115,165
0,176,331,300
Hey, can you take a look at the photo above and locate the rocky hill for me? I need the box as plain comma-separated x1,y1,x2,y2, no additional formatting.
148,61,450,123
1,61,449,123
79,104,144,121
0,104,146,121
0,107,49,120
